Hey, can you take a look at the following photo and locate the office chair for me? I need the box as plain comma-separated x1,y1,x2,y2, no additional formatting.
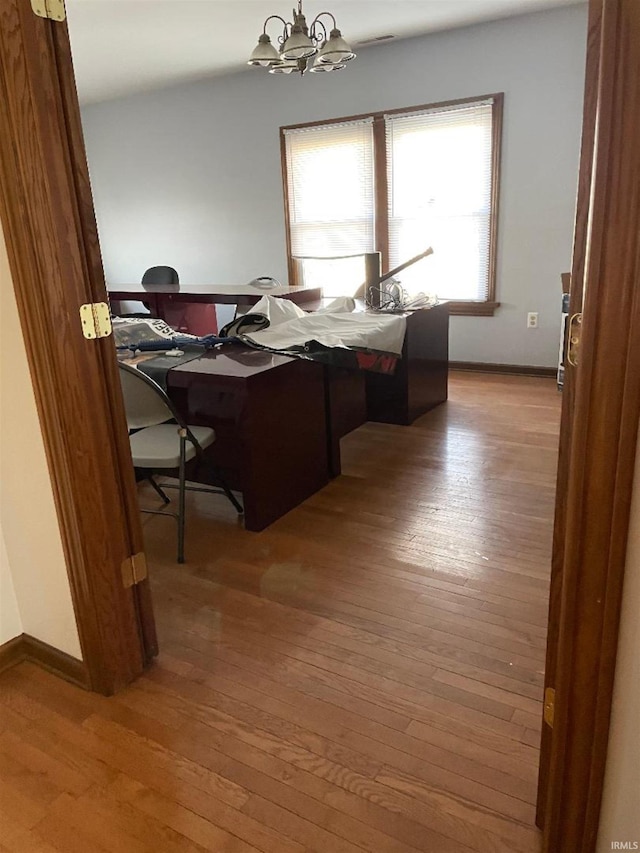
118,362,243,563
141,265,179,285
116,266,180,318
141,265,218,336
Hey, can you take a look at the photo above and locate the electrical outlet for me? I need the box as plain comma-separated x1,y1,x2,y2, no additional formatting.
527,312,539,329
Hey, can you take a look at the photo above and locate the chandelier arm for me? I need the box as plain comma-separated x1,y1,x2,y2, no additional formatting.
262,14,290,35
310,11,338,31
309,17,328,45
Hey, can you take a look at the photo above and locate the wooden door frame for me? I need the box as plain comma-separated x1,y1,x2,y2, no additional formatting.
0,0,156,694
539,0,640,849
0,0,638,849
535,0,602,830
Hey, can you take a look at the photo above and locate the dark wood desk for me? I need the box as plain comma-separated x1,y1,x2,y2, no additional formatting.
165,347,328,532
108,283,322,317
365,301,449,425
322,303,449,474
132,302,448,526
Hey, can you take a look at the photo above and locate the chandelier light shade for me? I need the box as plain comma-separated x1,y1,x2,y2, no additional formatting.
309,53,344,73
282,28,316,60
247,34,281,67
270,57,298,74
318,29,356,64
248,1,356,77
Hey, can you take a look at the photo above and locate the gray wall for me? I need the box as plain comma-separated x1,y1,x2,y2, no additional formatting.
82,4,587,367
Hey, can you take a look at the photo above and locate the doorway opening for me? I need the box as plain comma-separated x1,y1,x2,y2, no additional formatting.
3,0,638,850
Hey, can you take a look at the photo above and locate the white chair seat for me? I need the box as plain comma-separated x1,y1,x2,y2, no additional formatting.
118,361,241,563
129,424,215,468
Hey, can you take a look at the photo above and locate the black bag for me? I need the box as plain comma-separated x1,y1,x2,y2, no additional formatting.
219,312,270,339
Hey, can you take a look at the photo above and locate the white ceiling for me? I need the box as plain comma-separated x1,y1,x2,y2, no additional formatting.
67,0,584,104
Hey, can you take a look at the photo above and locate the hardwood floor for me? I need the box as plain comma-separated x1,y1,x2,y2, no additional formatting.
0,371,561,852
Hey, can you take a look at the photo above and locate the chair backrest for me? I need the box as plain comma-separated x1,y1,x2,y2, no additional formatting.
141,266,179,286
118,362,179,430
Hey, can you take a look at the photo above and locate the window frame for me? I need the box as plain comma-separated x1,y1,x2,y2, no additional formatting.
280,93,504,316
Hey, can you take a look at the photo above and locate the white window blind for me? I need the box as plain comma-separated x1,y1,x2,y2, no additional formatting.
284,119,375,297
386,100,494,301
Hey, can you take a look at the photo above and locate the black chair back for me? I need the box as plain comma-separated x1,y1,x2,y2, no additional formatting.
141,266,179,285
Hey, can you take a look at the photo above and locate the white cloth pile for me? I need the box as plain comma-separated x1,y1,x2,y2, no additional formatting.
243,295,407,356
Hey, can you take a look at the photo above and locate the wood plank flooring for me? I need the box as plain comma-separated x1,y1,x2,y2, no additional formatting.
0,371,561,852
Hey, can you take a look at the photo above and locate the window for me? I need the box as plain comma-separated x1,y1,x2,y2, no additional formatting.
282,94,503,314
283,118,375,298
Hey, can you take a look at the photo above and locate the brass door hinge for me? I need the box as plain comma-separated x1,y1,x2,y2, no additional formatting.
121,552,148,588
80,302,112,340
567,313,582,367
31,0,66,21
544,687,555,728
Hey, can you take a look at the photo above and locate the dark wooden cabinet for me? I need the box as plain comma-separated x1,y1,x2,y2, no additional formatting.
365,302,449,425
167,348,329,532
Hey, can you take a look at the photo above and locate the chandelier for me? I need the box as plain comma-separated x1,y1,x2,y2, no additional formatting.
247,1,356,76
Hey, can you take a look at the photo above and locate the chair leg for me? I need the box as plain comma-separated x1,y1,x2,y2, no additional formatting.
148,476,171,504
177,434,187,563
213,466,244,514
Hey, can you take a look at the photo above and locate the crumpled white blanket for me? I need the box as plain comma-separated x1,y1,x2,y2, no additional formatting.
243,295,407,356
